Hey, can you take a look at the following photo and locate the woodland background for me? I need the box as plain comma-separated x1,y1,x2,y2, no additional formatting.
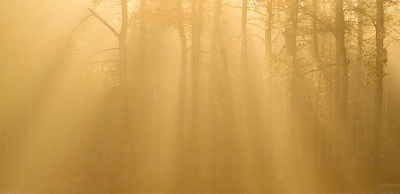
1,0,400,193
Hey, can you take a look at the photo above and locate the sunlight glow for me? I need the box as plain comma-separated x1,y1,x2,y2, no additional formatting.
0,0,399,193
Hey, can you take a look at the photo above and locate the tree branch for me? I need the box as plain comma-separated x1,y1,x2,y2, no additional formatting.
72,14,93,32
88,8,120,37
300,6,337,39
84,48,119,63
304,63,338,75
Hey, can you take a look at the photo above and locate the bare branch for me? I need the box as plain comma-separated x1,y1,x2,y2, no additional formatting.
247,22,265,30
88,8,120,37
304,63,338,75
84,48,119,63
221,2,241,9
300,6,337,39
86,59,119,65
77,59,119,79
72,14,93,32
272,31,281,45
248,34,265,44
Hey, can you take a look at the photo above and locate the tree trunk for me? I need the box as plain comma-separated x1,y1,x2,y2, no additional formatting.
335,0,350,184
265,0,274,183
87,0,132,187
118,0,130,135
284,0,299,182
311,0,320,172
353,1,363,161
0,117,5,188
374,0,384,184
311,0,319,63
238,0,248,189
209,0,221,188
241,0,248,130
176,0,189,191
190,0,203,190
218,35,234,189
137,0,146,131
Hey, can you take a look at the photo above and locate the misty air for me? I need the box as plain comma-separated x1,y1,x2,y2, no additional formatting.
1,0,400,193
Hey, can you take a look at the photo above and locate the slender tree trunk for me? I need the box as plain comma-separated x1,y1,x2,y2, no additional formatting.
0,115,5,188
0,63,7,187
382,79,387,147
284,0,299,182
331,43,340,165
176,0,189,191
241,0,248,131
312,0,319,63
191,0,203,190
0,91,7,188
327,36,334,166
139,0,146,79
138,0,146,129
311,0,320,172
354,2,363,160
218,35,234,189
119,0,130,135
209,0,221,188
191,0,197,70
196,0,203,66
238,0,248,189
190,0,198,191
265,0,274,183
335,0,351,183
119,0,136,185
241,0,247,60
374,0,384,184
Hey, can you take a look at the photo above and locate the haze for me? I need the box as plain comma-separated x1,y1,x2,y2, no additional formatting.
1,0,400,193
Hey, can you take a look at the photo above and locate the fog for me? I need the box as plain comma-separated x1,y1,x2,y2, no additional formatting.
1,0,400,193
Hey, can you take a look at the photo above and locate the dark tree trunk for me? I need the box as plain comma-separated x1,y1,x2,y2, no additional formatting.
311,0,320,172
335,0,351,184
265,0,274,183
353,0,363,161
374,0,384,184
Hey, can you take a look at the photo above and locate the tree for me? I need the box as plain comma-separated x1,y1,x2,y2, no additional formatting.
88,0,131,135
284,0,299,182
353,0,364,161
87,0,134,189
241,1,248,118
208,0,222,189
136,0,147,133
264,0,274,183
335,0,351,183
310,0,322,173
175,0,189,191
189,0,202,190
374,0,385,184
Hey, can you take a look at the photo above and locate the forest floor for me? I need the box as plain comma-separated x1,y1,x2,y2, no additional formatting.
290,183,400,194
372,183,400,193
1,177,400,194
0,176,111,194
